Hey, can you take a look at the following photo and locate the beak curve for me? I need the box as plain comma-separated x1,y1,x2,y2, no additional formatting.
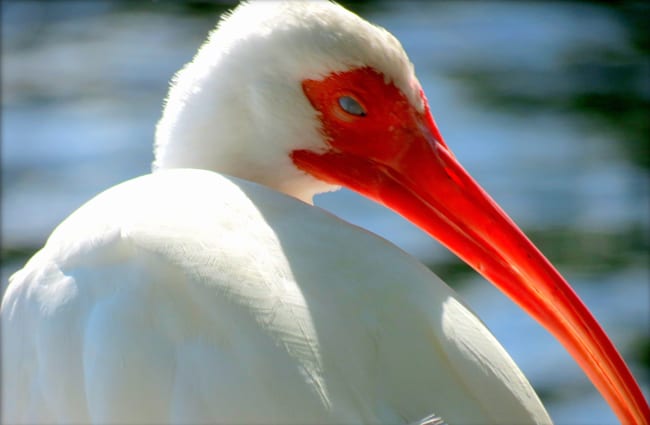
291,109,649,424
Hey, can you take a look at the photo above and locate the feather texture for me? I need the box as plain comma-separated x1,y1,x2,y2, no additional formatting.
3,169,550,424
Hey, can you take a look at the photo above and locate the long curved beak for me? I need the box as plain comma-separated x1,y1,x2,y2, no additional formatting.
292,102,649,424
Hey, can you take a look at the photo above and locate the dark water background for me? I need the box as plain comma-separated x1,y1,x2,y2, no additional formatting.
2,1,648,424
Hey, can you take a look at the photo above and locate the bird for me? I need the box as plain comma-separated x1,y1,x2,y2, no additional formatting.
2,1,648,424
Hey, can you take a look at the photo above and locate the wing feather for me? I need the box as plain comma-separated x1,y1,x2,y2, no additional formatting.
2,169,551,424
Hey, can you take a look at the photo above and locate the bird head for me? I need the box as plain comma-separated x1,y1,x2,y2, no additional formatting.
154,0,423,202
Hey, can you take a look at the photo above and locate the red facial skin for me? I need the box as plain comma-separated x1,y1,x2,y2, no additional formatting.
291,67,649,424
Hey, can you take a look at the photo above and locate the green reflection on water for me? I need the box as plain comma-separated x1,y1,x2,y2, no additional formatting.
446,1,650,170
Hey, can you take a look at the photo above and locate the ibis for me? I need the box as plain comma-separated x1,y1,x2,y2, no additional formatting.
2,1,648,424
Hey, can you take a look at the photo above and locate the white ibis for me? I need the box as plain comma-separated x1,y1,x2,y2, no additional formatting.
2,1,648,424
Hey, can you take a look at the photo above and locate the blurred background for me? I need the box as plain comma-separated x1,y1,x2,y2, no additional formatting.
2,1,648,423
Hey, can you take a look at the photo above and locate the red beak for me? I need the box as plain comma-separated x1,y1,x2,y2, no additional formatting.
292,87,649,424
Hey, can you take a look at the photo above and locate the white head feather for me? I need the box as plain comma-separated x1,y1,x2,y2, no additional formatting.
153,0,421,203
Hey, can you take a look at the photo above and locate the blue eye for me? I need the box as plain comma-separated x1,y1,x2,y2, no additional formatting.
338,96,366,117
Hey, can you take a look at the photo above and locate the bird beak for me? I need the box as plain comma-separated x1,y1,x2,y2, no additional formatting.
291,99,649,424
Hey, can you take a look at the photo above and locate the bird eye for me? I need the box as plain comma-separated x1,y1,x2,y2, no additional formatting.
338,96,366,117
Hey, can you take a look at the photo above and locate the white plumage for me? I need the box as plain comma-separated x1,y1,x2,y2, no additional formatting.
3,169,548,424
